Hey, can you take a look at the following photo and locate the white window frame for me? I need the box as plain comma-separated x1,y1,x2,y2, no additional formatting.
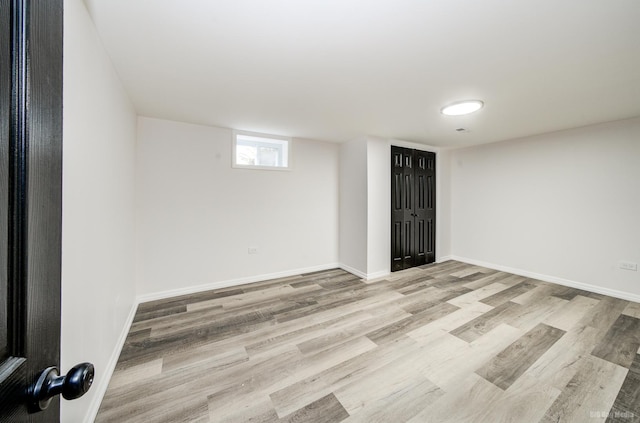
232,130,292,171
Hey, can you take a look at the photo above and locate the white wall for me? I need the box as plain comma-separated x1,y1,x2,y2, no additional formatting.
339,138,368,276
62,0,138,422
366,138,391,278
436,148,453,259
135,117,339,297
451,117,640,299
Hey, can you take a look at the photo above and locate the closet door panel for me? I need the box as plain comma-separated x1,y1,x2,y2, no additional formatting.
424,152,436,263
391,147,436,271
391,147,409,270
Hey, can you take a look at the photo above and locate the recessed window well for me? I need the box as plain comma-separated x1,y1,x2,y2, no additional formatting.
441,100,484,116
233,130,291,170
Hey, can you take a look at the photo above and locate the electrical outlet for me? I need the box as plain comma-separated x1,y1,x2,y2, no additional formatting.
248,247,259,254
619,261,638,271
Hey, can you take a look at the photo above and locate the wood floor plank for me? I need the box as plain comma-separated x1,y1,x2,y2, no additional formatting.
476,323,566,390
549,285,604,301
365,302,459,345
420,323,524,391
133,304,188,323
214,397,279,423
137,287,243,314
342,375,441,422
510,282,559,306
450,301,522,342
450,265,488,278
622,302,640,319
487,374,561,423
526,324,602,391
508,295,568,332
407,373,504,423
541,355,628,423
418,261,469,277
333,348,442,415
269,336,418,417
390,286,443,313
577,296,629,335
99,345,300,421
543,294,600,331
274,287,400,324
97,262,640,423
296,306,410,355
385,272,434,290
479,280,538,307
131,304,225,333
461,271,516,290
280,393,349,423
447,282,511,307
106,358,163,391
592,314,640,368
245,310,374,358
161,344,247,373
206,337,378,419
407,301,494,343
607,353,640,422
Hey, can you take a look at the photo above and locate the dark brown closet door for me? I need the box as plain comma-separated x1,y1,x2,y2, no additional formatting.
391,146,436,271
1,0,64,420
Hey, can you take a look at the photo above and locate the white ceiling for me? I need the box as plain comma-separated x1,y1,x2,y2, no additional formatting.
84,0,640,147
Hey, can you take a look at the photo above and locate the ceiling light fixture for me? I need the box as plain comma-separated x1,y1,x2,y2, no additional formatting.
441,100,484,116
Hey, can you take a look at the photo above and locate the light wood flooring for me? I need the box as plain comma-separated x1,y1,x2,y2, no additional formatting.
96,261,640,422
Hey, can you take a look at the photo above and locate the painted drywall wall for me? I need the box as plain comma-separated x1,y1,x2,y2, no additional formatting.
62,0,138,421
366,138,391,278
451,117,640,298
435,148,453,259
135,117,339,296
338,138,369,276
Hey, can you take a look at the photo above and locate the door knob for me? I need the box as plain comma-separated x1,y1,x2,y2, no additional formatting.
29,362,94,411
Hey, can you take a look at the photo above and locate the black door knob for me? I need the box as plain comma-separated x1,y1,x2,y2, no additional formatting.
29,362,94,411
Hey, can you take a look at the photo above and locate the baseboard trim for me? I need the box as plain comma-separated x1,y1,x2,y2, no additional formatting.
366,269,391,280
83,300,138,423
338,263,390,281
451,255,640,303
136,263,341,304
338,263,367,279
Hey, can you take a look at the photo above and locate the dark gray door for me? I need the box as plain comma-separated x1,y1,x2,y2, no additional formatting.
391,146,436,271
0,0,65,420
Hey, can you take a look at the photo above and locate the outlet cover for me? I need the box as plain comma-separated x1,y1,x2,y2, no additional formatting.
248,247,259,254
619,261,638,271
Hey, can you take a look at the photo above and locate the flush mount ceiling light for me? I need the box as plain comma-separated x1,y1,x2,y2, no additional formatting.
441,100,484,116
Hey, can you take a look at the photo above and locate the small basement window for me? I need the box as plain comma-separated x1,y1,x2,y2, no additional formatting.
233,130,291,170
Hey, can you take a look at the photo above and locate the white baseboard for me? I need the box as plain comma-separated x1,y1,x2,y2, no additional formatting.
366,269,391,280
437,255,454,263
338,263,390,280
451,255,640,303
83,301,138,423
337,263,367,279
136,263,341,304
